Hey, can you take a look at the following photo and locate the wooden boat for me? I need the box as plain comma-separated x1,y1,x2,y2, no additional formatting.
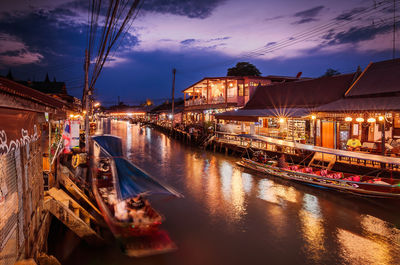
237,157,400,198
90,135,181,256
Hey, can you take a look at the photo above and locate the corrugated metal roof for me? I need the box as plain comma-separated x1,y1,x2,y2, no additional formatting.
0,77,65,109
244,73,356,109
346,58,400,97
316,96,400,112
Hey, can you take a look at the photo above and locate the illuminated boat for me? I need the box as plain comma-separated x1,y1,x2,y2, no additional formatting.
237,157,400,198
91,135,182,256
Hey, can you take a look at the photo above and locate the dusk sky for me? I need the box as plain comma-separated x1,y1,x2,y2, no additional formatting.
0,0,398,105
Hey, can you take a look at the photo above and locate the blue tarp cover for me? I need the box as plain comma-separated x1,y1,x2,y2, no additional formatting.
93,135,181,200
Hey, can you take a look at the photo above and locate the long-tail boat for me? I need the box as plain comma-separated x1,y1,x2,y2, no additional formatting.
91,135,182,256
234,134,400,198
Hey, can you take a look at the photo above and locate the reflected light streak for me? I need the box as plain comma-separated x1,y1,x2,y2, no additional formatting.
299,194,325,263
126,123,132,156
220,161,233,201
241,172,253,194
257,179,298,205
205,156,222,218
230,168,246,221
337,228,393,265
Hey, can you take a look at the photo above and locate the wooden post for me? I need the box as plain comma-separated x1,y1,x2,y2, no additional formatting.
171,68,176,127
225,78,228,106
84,49,90,149
207,79,209,105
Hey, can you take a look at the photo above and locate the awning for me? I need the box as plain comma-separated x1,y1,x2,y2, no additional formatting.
215,108,311,122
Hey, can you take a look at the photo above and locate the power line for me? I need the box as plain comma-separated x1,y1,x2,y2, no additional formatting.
181,0,398,75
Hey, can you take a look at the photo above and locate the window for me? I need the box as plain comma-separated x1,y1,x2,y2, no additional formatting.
238,84,244,96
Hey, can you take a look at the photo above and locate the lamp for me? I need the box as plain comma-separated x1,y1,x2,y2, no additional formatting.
279,118,285,123
311,115,316,120
378,116,384,121
367,117,376,123
356,117,364,123
345,117,352,122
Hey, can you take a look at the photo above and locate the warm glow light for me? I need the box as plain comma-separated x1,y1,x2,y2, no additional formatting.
94,102,100,107
367,118,376,123
378,116,384,121
356,117,364,123
311,115,316,120
83,110,87,115
69,114,74,118
345,117,352,122
279,118,285,123
229,83,233,87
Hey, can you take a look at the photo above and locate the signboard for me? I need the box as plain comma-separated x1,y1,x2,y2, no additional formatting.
0,108,39,155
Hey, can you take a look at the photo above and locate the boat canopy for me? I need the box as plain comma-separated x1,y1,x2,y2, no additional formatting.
217,132,400,165
92,135,183,200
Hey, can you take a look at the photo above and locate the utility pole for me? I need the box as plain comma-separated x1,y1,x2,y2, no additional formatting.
171,68,176,127
394,0,397,59
84,49,90,150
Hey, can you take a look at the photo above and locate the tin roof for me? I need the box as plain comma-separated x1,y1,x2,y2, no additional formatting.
345,58,400,97
0,77,66,109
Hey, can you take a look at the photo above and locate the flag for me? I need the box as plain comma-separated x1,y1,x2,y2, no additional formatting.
63,120,71,153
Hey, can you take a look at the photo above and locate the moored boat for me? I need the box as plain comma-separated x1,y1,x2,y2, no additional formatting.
237,157,400,198
90,135,182,256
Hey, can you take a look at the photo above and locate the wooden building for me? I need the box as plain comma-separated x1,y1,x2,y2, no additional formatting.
316,58,400,154
182,75,302,124
216,73,357,143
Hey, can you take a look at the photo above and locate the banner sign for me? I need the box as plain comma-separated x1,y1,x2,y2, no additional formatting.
0,108,40,155
71,121,80,148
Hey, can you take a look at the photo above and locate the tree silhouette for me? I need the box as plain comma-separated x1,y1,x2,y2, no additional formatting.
227,62,261,76
321,68,341,77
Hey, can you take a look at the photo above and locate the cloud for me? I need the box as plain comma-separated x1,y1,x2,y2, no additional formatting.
0,33,43,67
292,5,324,24
142,0,226,19
180,36,230,47
294,5,324,18
265,15,284,22
335,7,367,21
328,24,393,45
103,55,129,68
294,17,318,24
180,38,197,45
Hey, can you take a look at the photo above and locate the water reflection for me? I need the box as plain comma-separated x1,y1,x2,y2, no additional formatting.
299,194,325,263
74,121,400,265
257,179,298,205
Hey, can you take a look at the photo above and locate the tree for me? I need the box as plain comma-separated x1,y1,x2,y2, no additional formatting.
321,68,341,77
227,62,261,76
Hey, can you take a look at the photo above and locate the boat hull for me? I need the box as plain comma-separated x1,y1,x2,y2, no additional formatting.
237,158,400,198
92,175,162,238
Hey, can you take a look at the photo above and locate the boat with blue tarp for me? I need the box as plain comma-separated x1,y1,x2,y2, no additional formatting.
90,135,182,256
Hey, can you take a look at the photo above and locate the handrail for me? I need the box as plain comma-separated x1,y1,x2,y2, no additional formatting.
215,131,400,165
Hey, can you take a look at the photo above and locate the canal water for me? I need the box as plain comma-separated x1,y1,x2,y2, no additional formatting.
63,120,400,265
